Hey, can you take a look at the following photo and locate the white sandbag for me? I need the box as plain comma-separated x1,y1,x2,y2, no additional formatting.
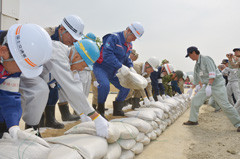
118,139,136,150
103,142,122,159
164,98,178,108
48,144,83,159
46,134,108,159
112,122,139,139
125,110,157,121
135,132,146,142
145,120,158,130
111,117,153,134
130,142,144,155
154,128,162,136
150,101,170,112
165,118,172,126
0,133,50,159
139,135,151,146
117,71,148,90
163,113,169,119
119,150,135,159
136,107,164,120
64,122,120,144
155,118,162,125
146,131,157,140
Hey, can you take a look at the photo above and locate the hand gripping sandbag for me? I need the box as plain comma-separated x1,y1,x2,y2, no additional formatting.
116,71,148,90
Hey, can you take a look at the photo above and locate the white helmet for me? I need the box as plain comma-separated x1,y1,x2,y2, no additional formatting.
128,22,144,39
61,15,84,41
163,64,174,75
188,75,194,83
147,56,159,72
7,24,52,78
183,72,187,80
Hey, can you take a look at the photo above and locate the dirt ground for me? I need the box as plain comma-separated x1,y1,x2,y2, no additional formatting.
19,91,240,159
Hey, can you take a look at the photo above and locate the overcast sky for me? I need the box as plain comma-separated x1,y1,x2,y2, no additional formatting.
19,0,240,73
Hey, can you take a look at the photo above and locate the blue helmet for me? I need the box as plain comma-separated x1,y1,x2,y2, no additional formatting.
74,39,100,70
84,32,97,42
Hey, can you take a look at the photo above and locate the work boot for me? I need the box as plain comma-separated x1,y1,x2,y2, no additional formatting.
0,122,7,138
39,114,45,127
92,104,97,110
132,98,140,110
183,121,198,125
58,102,80,121
97,103,106,118
25,124,42,137
113,101,125,116
45,105,64,129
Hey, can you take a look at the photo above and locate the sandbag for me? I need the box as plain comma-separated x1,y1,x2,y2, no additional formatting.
136,107,164,120
154,128,162,136
119,150,135,159
139,135,151,146
131,142,144,155
150,101,170,113
46,134,108,159
0,133,50,159
135,132,146,142
145,120,158,130
117,71,148,90
64,122,120,144
112,122,139,139
111,117,153,134
48,144,83,159
103,143,122,159
125,110,157,121
146,131,157,140
118,139,136,150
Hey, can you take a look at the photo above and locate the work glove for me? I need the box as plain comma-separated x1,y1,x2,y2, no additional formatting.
80,113,92,122
9,126,20,140
93,81,99,87
205,84,212,97
9,126,49,147
129,67,137,74
143,97,151,106
149,96,155,104
117,65,130,77
166,95,170,99
93,114,109,138
187,88,193,98
157,95,164,102
162,94,166,100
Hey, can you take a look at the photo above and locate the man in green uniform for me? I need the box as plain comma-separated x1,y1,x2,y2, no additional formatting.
183,46,240,132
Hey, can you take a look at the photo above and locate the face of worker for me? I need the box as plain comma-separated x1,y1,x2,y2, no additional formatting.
188,51,199,61
130,53,137,61
0,45,21,74
234,50,240,57
145,62,154,74
69,49,88,71
59,27,77,46
125,30,137,43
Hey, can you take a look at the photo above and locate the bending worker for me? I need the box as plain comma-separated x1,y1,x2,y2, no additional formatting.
183,46,240,132
93,22,144,117
0,24,52,139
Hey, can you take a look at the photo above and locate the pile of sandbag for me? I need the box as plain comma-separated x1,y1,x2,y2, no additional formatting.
0,94,190,159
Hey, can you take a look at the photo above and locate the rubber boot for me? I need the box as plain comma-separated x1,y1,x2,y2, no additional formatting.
113,101,125,116
0,122,7,138
45,105,64,129
25,124,42,137
92,104,97,110
58,102,80,121
39,114,45,127
132,98,140,110
97,103,106,118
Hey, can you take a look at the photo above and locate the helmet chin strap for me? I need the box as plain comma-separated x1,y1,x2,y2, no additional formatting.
59,30,67,43
69,48,84,65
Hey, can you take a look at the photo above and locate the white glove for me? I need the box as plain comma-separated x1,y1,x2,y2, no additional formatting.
130,67,137,73
149,96,155,103
187,88,193,98
9,126,20,140
166,95,170,99
117,65,130,77
157,95,164,102
205,84,212,97
80,113,92,122
93,114,109,138
93,81,99,87
143,97,151,106
162,94,166,100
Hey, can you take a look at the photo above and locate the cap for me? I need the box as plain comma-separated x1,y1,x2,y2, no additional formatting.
221,59,228,64
186,46,199,58
233,48,240,52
